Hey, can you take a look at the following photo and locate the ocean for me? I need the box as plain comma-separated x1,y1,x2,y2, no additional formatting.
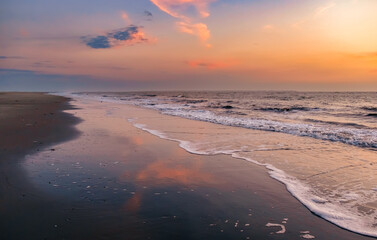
83,91,377,149
63,91,377,237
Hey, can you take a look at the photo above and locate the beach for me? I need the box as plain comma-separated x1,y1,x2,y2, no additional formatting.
0,93,80,239
0,93,375,239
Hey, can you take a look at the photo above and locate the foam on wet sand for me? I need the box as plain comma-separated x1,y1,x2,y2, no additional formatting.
2,93,375,239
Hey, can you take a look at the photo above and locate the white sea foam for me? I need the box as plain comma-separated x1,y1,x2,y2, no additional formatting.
59,92,377,149
301,233,316,239
155,107,376,149
53,92,377,238
265,223,286,234
130,121,377,238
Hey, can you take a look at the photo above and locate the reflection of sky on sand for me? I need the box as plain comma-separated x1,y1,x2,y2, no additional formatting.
129,103,377,236
122,156,219,214
131,136,144,146
21,98,375,239
124,192,142,213
23,99,263,239
20,99,271,238
22,99,227,216
135,160,216,185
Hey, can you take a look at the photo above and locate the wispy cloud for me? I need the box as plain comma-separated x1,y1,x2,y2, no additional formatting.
187,59,237,70
262,24,275,32
31,60,56,68
82,35,111,49
143,10,153,21
0,56,25,59
144,10,153,17
81,25,148,49
292,2,336,29
314,2,336,18
0,68,34,73
121,11,131,23
177,22,210,43
150,0,213,19
150,0,215,47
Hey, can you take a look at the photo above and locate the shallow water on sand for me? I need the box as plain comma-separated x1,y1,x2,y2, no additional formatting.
80,91,377,149
128,110,377,237
24,97,377,239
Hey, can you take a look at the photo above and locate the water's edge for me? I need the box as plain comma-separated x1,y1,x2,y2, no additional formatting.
53,92,377,238
131,121,376,238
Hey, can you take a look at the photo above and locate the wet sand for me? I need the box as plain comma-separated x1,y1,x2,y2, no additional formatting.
0,93,375,239
0,93,80,239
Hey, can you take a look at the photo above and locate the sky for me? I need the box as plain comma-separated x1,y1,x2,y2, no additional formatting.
0,0,377,91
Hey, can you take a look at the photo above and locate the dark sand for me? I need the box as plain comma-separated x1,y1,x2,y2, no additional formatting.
0,93,80,239
0,93,374,240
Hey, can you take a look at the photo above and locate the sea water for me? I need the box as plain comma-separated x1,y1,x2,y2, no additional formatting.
63,91,377,237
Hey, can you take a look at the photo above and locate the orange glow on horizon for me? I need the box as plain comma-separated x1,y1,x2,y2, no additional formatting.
1,0,376,90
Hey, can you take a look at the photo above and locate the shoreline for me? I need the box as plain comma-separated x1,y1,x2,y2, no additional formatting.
0,92,80,160
74,92,377,238
0,92,81,239
55,96,377,239
130,110,377,239
1,93,375,239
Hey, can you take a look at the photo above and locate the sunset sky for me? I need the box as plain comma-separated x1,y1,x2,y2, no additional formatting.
1,0,377,91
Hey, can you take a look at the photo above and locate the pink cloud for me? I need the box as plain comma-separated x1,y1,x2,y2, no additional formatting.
150,0,215,46
177,21,210,46
121,11,130,23
150,0,214,18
